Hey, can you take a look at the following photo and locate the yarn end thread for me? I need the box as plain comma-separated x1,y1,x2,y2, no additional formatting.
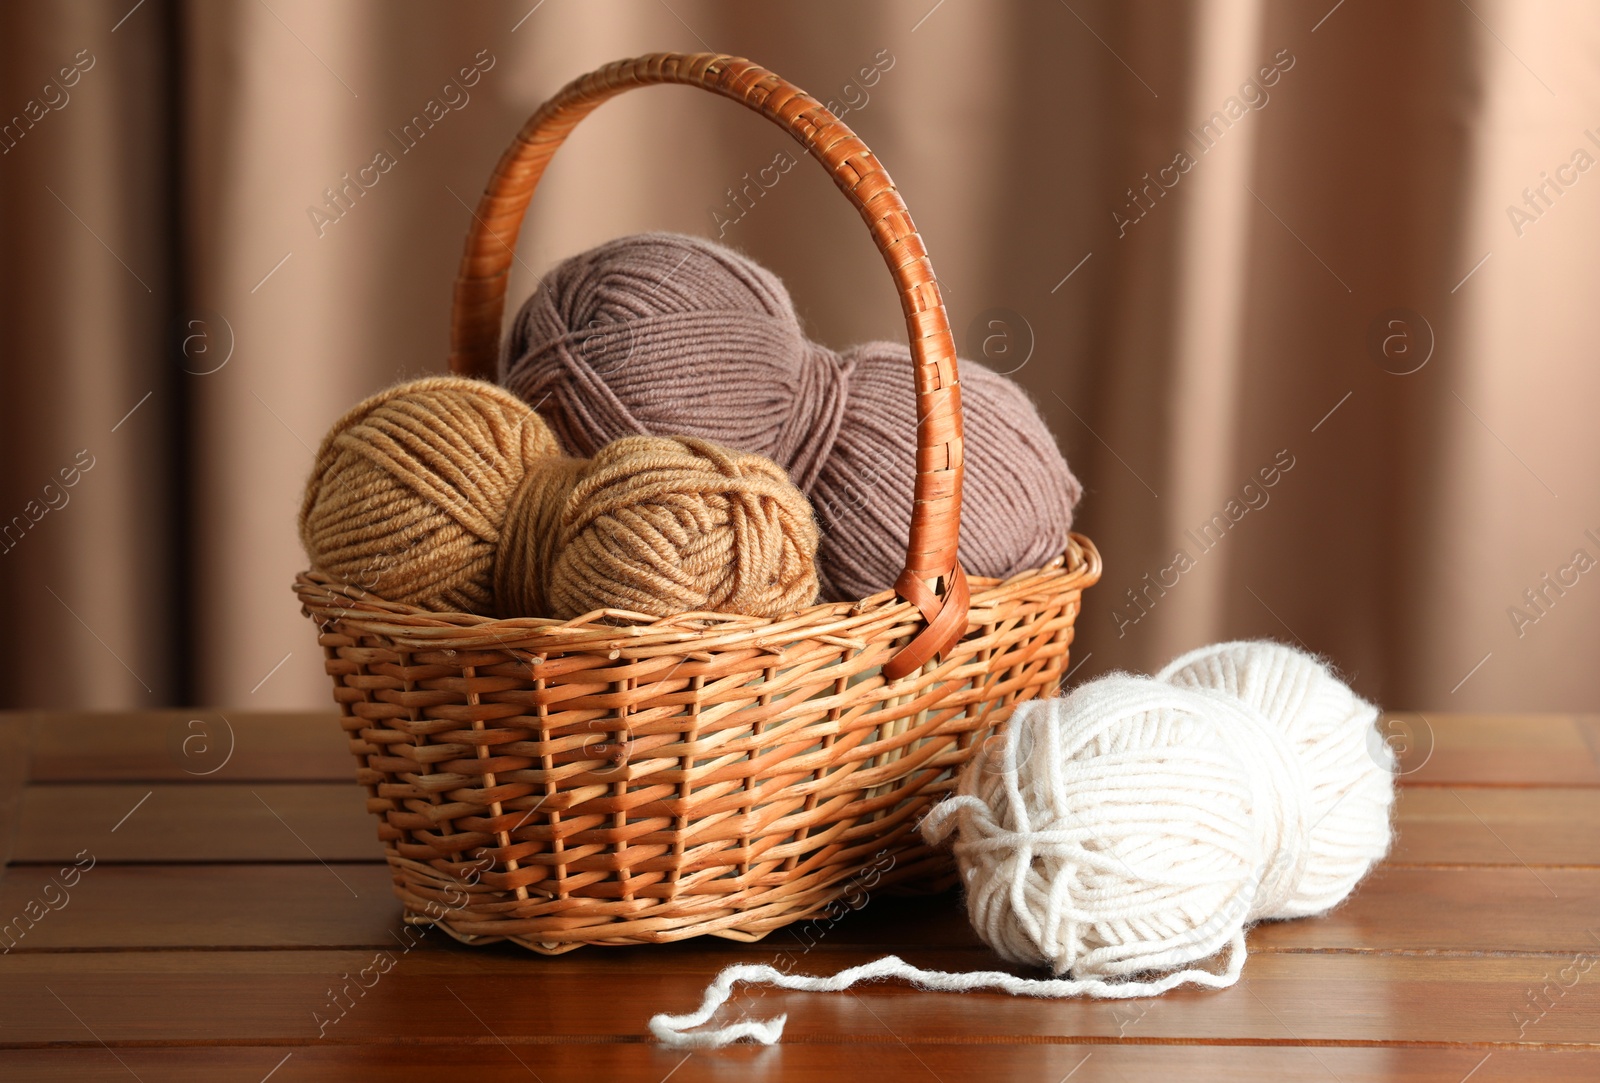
647,939,1251,1049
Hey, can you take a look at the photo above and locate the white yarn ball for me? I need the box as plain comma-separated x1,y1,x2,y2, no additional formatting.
1158,640,1396,917
922,650,1394,981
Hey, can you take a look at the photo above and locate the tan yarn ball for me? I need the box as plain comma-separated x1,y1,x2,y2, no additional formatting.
501,436,822,619
300,376,820,620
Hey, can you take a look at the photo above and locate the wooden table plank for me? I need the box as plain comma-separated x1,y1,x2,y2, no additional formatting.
16,781,1600,866
1250,864,1600,954
2,950,1596,1046
1,1044,1595,1083
1389,788,1600,866
12,783,377,864
13,711,353,782
0,865,397,951
1387,712,1600,786
3,862,1598,956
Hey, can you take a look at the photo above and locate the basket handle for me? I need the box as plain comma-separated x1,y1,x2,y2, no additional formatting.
450,52,966,680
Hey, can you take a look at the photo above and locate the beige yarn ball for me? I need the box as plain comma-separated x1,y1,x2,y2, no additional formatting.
300,376,561,615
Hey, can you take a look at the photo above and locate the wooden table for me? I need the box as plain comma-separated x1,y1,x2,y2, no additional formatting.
1,710,1597,1081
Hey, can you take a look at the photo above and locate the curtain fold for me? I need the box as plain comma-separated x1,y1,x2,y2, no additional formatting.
2,0,1596,712
0,0,179,707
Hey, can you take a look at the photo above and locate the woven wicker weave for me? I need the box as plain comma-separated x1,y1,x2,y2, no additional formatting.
295,51,1100,952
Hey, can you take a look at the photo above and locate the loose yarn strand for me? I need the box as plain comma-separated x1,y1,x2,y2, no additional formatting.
648,938,1248,1049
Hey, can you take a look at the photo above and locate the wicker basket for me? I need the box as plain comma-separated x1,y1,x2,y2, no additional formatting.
295,51,1101,953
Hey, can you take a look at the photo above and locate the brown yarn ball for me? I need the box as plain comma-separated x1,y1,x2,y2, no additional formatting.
300,376,819,620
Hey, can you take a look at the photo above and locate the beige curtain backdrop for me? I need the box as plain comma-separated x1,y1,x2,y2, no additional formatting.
2,0,1597,713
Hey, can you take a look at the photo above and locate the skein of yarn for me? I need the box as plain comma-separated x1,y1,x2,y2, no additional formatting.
300,376,820,621
500,232,1082,601
649,641,1394,1049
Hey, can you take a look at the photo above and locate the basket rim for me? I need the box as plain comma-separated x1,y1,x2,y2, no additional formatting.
296,533,1101,655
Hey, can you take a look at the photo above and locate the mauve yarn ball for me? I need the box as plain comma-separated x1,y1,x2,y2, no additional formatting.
501,232,1082,601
